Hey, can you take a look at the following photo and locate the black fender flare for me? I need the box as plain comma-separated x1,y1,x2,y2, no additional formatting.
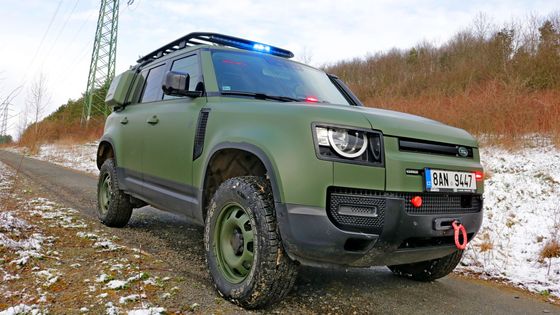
97,136,117,169
198,141,284,215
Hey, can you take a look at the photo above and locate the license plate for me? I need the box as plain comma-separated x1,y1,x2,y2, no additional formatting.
424,168,476,192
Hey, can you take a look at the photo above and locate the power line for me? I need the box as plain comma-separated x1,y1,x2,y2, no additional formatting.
42,0,82,65
19,0,64,85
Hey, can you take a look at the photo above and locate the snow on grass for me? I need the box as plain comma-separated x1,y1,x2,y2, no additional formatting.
0,211,45,266
119,294,141,304
0,161,168,313
35,269,62,287
105,302,119,315
127,307,165,315
6,142,99,175
0,304,42,315
104,272,150,291
28,199,87,229
77,232,123,252
459,143,560,297
106,280,128,290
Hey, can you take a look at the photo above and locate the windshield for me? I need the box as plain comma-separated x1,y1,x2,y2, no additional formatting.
211,50,350,105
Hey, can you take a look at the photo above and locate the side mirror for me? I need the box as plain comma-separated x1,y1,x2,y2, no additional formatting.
162,71,189,96
162,71,202,97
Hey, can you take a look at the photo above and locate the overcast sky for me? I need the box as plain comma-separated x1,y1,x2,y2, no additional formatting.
0,0,557,137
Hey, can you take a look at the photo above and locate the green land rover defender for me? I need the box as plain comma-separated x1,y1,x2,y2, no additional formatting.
97,33,484,308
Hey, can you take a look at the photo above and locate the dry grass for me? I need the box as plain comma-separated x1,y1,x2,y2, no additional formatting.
360,82,560,147
18,119,104,149
540,239,560,260
478,241,494,252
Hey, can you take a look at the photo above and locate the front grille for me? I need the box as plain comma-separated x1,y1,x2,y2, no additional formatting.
329,187,482,218
399,138,473,158
328,192,385,233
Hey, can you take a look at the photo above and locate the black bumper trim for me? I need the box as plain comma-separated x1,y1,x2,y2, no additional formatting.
276,197,483,268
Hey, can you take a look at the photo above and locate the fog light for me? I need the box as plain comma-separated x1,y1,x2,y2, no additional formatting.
410,196,423,208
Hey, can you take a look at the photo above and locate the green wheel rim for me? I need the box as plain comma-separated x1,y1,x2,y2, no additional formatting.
213,203,255,284
98,173,112,215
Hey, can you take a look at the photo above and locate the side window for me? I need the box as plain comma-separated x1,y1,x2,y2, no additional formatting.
163,54,202,100
140,64,166,103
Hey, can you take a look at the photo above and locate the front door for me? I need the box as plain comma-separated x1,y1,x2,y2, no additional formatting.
141,53,206,218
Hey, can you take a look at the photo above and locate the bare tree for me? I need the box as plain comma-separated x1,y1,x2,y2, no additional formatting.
23,73,51,150
27,73,50,132
472,12,494,40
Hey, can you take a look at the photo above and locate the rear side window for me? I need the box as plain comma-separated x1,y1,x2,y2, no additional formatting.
163,54,203,101
140,64,166,103
171,54,202,91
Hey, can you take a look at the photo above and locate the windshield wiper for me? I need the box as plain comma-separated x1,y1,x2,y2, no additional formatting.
221,91,302,103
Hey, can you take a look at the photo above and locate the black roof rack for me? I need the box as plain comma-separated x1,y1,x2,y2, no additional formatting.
136,32,294,64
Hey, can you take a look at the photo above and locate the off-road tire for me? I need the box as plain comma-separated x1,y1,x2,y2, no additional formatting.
97,158,133,227
204,176,298,309
388,250,463,281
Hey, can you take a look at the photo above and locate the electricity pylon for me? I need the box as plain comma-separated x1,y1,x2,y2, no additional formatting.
0,102,8,136
82,0,120,123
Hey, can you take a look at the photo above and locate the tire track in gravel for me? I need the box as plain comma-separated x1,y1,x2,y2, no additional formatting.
1,149,559,314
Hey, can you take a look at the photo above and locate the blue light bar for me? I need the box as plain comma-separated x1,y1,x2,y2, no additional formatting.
253,44,270,52
210,34,294,58
137,32,295,64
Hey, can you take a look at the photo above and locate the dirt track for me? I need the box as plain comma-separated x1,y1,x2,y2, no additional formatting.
1,149,558,314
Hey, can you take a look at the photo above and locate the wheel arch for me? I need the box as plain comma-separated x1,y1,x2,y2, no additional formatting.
198,142,284,221
97,137,116,170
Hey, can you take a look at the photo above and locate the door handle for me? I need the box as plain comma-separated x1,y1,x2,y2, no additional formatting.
120,117,128,125
146,115,159,125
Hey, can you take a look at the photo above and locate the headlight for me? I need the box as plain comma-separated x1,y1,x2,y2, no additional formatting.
313,124,384,166
315,126,368,158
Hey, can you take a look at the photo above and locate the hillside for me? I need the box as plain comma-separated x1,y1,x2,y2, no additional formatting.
325,13,560,146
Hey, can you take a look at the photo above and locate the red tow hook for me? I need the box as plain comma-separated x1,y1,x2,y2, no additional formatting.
452,221,468,250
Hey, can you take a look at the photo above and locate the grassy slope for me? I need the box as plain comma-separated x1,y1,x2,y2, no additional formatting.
325,13,560,147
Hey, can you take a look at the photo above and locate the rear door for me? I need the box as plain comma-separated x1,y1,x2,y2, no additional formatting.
112,66,162,196
141,53,206,218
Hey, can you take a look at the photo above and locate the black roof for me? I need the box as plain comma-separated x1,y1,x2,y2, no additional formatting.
136,32,294,64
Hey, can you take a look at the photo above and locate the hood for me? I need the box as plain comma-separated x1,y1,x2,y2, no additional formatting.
298,103,478,147
214,99,479,147
354,106,478,147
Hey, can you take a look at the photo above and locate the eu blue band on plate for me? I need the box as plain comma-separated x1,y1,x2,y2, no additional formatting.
425,168,432,189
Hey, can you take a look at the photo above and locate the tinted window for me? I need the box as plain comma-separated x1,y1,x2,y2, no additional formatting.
163,54,203,100
211,50,349,105
140,64,166,103
171,54,202,91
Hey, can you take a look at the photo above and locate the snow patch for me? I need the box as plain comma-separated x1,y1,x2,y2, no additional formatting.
119,294,140,304
0,304,41,315
459,144,560,297
127,307,165,315
8,142,99,175
106,280,127,290
0,212,44,266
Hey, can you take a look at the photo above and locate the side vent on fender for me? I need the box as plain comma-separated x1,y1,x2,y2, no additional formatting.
193,109,211,160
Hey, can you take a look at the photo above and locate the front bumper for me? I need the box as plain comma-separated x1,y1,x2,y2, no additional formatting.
276,190,483,267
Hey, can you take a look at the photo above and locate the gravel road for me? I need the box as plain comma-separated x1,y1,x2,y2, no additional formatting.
1,149,558,314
